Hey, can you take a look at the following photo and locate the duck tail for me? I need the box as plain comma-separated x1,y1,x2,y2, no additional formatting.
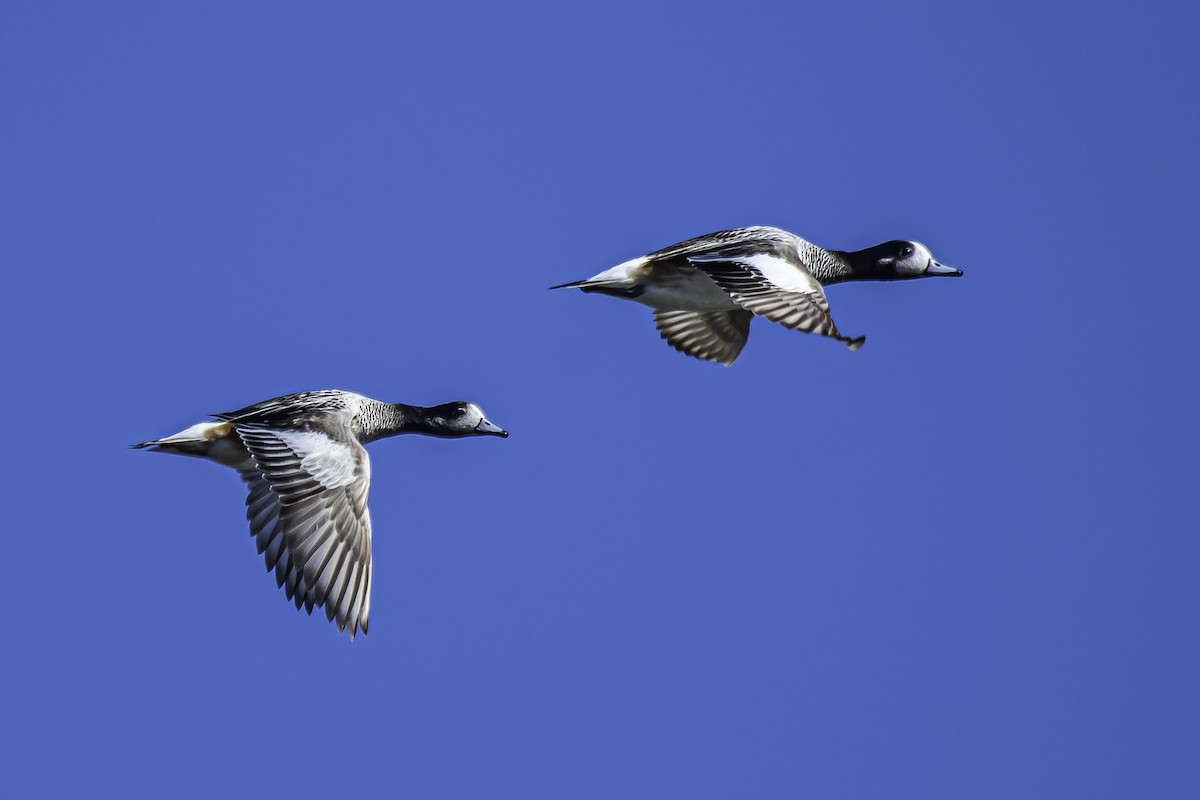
548,278,588,290
130,421,234,455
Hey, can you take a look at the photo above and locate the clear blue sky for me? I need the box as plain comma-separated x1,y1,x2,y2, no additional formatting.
3,2,1197,797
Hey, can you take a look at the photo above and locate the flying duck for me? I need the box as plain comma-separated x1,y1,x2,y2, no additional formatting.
551,226,962,365
133,390,508,638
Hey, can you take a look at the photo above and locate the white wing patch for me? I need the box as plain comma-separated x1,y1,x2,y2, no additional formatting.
270,429,361,492
737,253,823,295
689,252,823,295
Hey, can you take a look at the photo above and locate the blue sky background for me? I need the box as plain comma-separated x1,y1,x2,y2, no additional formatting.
3,1,1198,797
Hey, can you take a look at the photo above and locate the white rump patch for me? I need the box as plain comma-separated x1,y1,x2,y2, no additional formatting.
585,256,648,286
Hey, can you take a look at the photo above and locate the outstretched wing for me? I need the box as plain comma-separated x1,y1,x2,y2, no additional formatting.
235,424,373,638
690,253,864,349
653,309,752,365
240,468,306,607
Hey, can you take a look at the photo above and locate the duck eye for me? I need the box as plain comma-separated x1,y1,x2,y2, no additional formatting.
900,245,914,258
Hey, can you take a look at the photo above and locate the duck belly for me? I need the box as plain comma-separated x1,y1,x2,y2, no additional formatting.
637,269,740,312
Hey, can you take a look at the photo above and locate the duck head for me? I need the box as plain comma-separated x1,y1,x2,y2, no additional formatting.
846,240,962,281
420,402,509,438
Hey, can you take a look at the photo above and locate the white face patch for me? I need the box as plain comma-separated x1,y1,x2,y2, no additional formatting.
895,241,934,276
461,403,486,430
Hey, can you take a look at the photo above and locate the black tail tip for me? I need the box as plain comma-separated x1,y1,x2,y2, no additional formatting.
846,336,866,351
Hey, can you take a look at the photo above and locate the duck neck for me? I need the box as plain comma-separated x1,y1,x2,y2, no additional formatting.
357,401,428,443
815,250,865,285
